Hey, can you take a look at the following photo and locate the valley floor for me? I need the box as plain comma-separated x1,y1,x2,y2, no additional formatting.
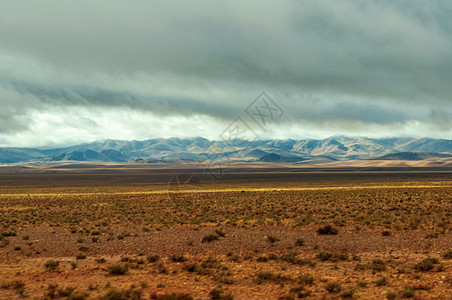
0,168,451,299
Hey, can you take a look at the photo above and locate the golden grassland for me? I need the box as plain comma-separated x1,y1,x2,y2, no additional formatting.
0,172,451,299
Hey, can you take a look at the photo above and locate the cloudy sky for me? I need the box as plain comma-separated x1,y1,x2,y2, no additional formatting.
1,0,452,147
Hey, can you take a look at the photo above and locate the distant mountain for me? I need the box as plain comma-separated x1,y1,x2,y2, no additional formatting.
373,152,452,161
258,153,304,163
49,149,127,162
0,137,451,164
393,138,452,153
0,148,47,163
132,158,167,164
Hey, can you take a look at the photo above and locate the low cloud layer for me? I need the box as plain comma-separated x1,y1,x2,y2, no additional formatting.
1,0,451,147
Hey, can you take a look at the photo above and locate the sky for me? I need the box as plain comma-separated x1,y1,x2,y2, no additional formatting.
1,0,452,147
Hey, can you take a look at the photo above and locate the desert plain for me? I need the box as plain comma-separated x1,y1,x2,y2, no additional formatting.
0,165,451,299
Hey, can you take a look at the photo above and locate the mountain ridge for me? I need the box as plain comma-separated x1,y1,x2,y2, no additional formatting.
1,137,452,164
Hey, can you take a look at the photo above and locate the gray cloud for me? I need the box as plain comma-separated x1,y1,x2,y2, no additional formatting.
0,0,451,145
0,111,29,134
7,79,240,120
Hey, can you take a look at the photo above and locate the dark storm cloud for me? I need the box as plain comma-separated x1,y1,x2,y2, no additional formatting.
7,79,239,120
0,0,451,142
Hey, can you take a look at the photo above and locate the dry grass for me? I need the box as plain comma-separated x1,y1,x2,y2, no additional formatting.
0,171,451,299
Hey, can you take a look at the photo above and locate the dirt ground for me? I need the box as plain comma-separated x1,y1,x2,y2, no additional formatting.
0,168,451,299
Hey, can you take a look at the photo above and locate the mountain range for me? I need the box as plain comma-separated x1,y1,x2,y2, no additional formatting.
1,137,452,164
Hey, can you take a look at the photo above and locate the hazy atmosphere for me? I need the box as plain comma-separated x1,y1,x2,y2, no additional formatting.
1,0,452,147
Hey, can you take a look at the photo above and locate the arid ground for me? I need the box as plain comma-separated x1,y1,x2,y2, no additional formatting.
0,166,451,299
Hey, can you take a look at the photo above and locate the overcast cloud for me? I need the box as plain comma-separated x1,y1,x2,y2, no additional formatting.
0,0,451,147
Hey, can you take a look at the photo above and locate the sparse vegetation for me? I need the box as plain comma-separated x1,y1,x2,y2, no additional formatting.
59,287,76,297
400,285,415,298
386,292,397,300
298,274,314,285
340,288,355,298
202,234,219,243
255,271,291,284
266,235,279,243
294,238,305,246
315,250,348,262
289,285,312,298
317,225,338,235
44,260,59,271
414,258,440,272
169,255,188,262
147,254,160,263
107,264,129,275
215,229,226,237
375,277,388,286
150,292,193,300
442,251,452,259
371,259,387,272
209,288,234,300
325,282,341,293
316,250,333,261
1,280,25,295
0,173,450,299
69,291,90,300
